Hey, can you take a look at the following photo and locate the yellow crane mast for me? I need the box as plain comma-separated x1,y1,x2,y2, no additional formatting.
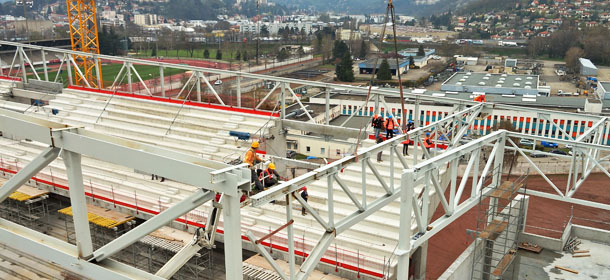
66,0,102,88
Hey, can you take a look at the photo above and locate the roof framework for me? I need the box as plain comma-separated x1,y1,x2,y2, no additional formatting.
0,40,609,279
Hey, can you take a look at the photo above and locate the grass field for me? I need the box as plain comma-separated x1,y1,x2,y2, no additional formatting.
133,43,282,60
28,63,186,87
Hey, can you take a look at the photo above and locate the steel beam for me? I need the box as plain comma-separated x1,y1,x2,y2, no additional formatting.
62,150,94,258
295,233,334,280
397,170,415,280
0,146,60,203
92,190,214,262
155,235,203,279
0,218,164,280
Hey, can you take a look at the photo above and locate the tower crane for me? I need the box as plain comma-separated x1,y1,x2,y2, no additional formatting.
65,0,102,88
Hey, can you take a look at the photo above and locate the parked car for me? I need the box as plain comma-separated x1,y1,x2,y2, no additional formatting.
286,150,296,159
519,139,534,146
530,152,547,158
550,149,568,155
541,141,558,148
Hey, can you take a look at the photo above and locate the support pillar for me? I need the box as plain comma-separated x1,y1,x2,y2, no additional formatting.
62,150,94,259
325,87,330,125
160,66,165,98
397,170,415,280
223,193,243,280
237,75,241,107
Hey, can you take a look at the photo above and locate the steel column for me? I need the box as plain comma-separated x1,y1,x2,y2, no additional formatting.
62,150,94,259
223,193,243,280
397,170,415,280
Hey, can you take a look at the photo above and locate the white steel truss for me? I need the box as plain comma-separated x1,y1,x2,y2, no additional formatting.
1,40,610,279
0,108,250,279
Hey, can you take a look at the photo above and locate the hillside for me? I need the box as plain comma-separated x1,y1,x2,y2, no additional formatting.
275,0,472,16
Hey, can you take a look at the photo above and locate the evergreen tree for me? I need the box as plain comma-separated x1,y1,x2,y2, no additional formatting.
336,50,354,82
151,47,157,57
277,48,289,61
359,40,367,59
377,59,392,80
417,45,425,56
332,40,349,62
204,49,210,58
409,56,415,68
236,51,241,61
243,50,249,61
216,49,222,60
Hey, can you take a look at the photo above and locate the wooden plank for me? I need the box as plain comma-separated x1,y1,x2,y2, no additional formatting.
518,242,543,253
492,250,516,276
555,266,579,274
0,177,49,201
149,226,193,246
85,204,133,224
489,181,523,200
479,219,508,240
573,254,591,258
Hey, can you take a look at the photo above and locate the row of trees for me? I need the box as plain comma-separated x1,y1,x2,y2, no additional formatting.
528,24,610,69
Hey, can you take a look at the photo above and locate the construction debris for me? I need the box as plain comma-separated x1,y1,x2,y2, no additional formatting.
555,265,579,274
573,250,589,254
572,254,591,258
563,236,581,253
518,242,543,253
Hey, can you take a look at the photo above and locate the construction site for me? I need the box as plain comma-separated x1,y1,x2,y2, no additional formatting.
0,1,610,280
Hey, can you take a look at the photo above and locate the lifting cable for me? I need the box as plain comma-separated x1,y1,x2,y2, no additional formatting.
353,0,407,161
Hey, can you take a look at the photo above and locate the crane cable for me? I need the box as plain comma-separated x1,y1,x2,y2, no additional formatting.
353,0,406,161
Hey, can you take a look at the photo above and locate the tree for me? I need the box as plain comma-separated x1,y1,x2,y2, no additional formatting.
332,40,349,62
236,51,241,61
277,48,289,62
204,49,210,58
565,47,585,73
409,56,415,68
260,25,270,37
359,40,367,59
297,46,305,58
243,50,249,61
417,45,425,56
151,47,157,57
336,50,354,82
377,59,392,81
216,49,222,60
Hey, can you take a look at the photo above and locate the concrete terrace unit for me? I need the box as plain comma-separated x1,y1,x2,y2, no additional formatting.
597,81,610,100
441,72,543,96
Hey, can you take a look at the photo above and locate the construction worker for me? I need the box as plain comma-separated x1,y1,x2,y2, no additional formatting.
259,163,280,188
422,132,433,160
376,136,384,162
244,141,264,191
301,187,309,216
372,114,383,138
474,94,486,103
384,115,398,139
402,120,415,156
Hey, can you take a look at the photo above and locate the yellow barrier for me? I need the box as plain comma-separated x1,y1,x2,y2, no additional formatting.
58,206,135,229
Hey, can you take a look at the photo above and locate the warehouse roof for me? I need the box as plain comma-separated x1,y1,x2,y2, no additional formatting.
443,72,539,89
579,58,598,70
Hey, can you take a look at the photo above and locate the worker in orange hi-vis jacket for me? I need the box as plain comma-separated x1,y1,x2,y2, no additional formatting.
474,95,486,102
244,141,263,191
384,115,398,139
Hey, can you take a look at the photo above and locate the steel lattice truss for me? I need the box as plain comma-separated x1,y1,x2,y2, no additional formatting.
66,0,102,88
0,41,609,279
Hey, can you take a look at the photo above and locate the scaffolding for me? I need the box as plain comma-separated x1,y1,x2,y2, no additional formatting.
125,228,214,280
58,204,136,250
471,172,529,280
0,183,50,230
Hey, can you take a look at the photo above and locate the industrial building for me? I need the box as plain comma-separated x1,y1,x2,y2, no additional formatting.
358,58,409,76
597,81,610,100
441,72,549,96
0,40,609,280
579,58,598,76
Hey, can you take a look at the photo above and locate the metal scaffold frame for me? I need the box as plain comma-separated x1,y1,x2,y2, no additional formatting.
0,108,250,280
